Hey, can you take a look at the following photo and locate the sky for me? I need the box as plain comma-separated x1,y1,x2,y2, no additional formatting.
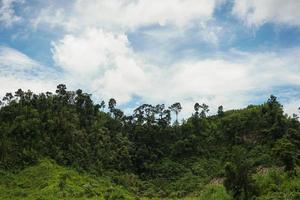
1,0,300,117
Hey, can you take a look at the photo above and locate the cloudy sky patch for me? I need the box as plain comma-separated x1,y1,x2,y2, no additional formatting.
0,0,300,117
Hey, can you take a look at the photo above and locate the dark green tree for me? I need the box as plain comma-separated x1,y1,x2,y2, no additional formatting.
272,137,298,172
169,102,182,124
224,147,257,200
218,105,224,117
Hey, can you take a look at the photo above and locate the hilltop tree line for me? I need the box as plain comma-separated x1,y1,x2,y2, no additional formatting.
0,84,299,199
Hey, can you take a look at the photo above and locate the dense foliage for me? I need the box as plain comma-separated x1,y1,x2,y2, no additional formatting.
0,84,299,199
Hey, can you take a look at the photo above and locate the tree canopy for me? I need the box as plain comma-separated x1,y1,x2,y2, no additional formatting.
0,84,299,199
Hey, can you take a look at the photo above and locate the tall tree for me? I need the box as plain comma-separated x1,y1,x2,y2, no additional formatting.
218,105,224,117
199,103,209,118
169,102,182,124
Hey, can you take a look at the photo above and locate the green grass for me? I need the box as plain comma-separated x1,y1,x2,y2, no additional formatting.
197,184,232,200
0,159,135,200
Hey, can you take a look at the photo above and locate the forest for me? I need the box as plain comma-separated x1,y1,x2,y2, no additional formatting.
0,84,299,200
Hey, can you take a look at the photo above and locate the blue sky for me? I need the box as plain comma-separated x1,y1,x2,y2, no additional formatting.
1,0,300,117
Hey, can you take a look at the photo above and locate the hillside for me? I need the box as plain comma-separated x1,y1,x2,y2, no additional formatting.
0,159,134,200
0,85,300,199
1,159,299,200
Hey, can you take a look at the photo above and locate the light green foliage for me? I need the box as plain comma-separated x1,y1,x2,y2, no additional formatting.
0,159,233,200
0,159,135,200
253,167,300,200
198,184,232,200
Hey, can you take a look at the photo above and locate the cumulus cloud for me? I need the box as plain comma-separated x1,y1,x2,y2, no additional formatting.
52,29,132,75
0,0,23,27
52,28,300,117
232,0,300,27
52,29,149,103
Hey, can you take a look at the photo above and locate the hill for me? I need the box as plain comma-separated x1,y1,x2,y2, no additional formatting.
0,84,299,199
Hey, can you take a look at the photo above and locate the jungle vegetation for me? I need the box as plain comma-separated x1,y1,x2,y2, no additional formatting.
0,84,299,200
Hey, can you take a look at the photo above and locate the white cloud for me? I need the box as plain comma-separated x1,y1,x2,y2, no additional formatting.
137,50,300,116
285,99,300,116
52,29,148,103
0,46,59,98
0,76,57,99
3,0,299,117
232,0,300,27
0,46,39,69
52,29,131,75
198,22,224,46
52,28,300,117
31,0,222,32
0,0,23,27
74,0,218,30
31,7,75,31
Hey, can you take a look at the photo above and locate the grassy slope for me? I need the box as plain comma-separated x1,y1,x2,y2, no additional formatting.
0,159,135,200
0,159,231,200
1,159,298,200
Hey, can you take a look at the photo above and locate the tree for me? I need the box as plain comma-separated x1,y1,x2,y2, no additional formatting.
267,95,279,109
224,147,257,200
194,103,200,116
262,95,287,140
100,100,105,109
272,138,298,172
199,103,209,118
218,105,224,117
15,89,24,99
0,85,300,199
169,102,182,124
108,98,116,111
2,93,13,104
133,104,155,124
56,84,67,96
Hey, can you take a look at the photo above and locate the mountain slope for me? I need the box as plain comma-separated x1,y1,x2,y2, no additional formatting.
0,159,135,200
